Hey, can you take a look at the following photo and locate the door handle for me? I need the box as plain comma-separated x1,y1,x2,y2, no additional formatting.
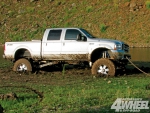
63,43,65,46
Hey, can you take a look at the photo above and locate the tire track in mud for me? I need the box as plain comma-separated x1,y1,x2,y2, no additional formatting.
0,85,43,113
0,85,43,101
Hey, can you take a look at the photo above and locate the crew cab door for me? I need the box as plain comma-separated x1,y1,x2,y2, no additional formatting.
42,29,62,60
61,29,89,60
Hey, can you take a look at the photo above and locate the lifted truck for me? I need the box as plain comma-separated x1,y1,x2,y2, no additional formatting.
3,28,131,76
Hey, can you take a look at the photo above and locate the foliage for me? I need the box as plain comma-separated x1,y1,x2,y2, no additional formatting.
86,6,93,13
146,1,150,9
0,62,12,68
100,24,107,33
1,0,150,47
26,7,35,13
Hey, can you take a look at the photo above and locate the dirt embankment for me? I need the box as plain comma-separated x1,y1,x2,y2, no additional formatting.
0,0,150,47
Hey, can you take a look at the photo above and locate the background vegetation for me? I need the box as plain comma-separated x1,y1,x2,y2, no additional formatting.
0,0,150,47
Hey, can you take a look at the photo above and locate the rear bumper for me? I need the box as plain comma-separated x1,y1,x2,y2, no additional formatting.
3,54,6,59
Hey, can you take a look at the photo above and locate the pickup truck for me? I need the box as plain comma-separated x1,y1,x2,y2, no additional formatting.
3,28,131,76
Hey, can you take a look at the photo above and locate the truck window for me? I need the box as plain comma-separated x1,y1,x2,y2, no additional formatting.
65,29,81,40
47,30,62,40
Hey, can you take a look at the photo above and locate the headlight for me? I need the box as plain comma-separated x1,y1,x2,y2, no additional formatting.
114,44,122,50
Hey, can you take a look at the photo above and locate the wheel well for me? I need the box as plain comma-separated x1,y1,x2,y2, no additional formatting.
91,48,110,63
14,49,31,60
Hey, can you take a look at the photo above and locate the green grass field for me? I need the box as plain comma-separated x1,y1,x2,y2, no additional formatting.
0,71,150,113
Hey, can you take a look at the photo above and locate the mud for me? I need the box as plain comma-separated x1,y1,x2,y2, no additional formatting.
0,85,43,101
0,92,18,100
0,62,150,97
0,104,3,113
0,66,92,86
0,62,150,85
42,54,89,61
0,62,150,112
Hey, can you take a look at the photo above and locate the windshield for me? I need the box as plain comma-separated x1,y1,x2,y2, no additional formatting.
80,29,95,38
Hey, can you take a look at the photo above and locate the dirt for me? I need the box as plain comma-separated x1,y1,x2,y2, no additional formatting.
0,62,150,112
0,104,3,113
0,66,92,105
0,66,92,85
0,61,150,100
0,62,150,86
1,0,150,47
0,92,18,100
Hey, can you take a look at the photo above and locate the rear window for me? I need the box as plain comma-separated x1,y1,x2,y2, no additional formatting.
47,30,62,40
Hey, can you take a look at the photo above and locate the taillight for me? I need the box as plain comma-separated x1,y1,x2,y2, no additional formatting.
4,44,5,52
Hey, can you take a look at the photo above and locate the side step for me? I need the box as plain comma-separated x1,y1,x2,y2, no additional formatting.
39,62,53,68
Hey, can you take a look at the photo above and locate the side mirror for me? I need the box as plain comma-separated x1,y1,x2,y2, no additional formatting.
82,36,87,41
77,34,87,41
77,34,81,41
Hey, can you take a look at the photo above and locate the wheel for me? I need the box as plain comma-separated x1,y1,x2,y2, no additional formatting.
13,58,32,72
91,58,116,76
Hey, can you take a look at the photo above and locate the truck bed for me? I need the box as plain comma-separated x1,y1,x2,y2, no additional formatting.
4,40,42,59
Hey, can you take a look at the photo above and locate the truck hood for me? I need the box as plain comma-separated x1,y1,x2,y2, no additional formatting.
88,37,124,44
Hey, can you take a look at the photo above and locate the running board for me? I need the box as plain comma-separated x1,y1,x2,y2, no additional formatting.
39,62,53,68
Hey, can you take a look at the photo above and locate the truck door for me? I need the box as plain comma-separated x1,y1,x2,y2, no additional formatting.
42,29,62,60
61,29,89,60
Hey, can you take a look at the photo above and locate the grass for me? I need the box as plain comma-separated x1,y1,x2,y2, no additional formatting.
100,24,107,33
0,54,13,69
0,62,13,68
1,0,150,47
86,6,93,13
0,73,150,113
1,92,40,113
26,7,35,13
146,1,150,9
62,64,67,76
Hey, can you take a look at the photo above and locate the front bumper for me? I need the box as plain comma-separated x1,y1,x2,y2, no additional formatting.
111,50,131,61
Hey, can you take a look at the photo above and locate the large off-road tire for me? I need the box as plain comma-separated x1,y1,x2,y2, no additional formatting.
13,58,32,72
91,58,116,77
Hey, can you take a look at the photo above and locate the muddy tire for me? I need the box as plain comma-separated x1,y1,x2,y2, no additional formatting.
91,58,116,77
13,58,32,72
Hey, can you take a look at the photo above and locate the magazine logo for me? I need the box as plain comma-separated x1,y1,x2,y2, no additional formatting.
111,98,149,112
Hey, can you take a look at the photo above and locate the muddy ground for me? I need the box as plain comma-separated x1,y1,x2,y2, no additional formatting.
0,61,150,86
0,62,150,113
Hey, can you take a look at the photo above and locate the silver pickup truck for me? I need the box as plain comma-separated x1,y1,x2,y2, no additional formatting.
3,28,131,76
